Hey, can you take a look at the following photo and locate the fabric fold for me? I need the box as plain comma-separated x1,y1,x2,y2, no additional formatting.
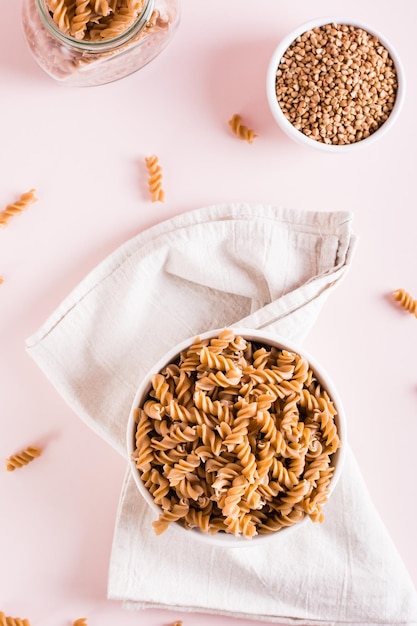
110,452,417,626
25,203,417,625
25,203,355,455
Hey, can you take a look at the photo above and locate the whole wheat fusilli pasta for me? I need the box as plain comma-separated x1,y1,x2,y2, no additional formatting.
0,611,31,626
145,154,165,202
5,446,42,472
228,113,257,143
0,189,38,228
70,0,92,39
392,288,417,318
46,0,73,33
132,329,341,539
43,0,170,42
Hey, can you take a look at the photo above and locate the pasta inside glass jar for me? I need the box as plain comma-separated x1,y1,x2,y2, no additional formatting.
21,0,180,87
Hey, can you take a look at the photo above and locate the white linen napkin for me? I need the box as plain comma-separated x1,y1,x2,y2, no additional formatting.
25,203,417,626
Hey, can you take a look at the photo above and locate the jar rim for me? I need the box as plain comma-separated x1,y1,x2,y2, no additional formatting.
35,0,155,51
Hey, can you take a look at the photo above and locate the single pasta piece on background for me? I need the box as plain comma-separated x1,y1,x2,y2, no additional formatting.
0,189,38,227
5,446,42,472
73,619,88,626
0,611,31,626
145,155,165,202
228,113,257,143
392,288,417,318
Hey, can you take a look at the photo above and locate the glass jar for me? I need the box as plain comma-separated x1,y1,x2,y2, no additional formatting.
21,0,180,87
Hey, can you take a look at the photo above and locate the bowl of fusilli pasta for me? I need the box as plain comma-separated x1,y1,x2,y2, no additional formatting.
127,328,346,545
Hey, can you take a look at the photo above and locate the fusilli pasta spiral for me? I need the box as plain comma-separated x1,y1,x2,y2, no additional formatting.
73,619,88,626
145,154,165,202
0,611,31,626
5,446,42,471
70,0,92,39
99,8,137,38
228,113,257,143
0,189,38,227
47,0,73,33
44,0,165,42
132,329,341,538
392,288,417,317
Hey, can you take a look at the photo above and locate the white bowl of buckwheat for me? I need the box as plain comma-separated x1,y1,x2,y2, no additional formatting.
266,17,405,151
127,328,346,547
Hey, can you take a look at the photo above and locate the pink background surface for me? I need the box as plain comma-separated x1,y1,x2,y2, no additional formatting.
1,1,416,624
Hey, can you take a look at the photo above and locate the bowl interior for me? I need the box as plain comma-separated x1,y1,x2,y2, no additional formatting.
127,327,346,547
266,17,405,152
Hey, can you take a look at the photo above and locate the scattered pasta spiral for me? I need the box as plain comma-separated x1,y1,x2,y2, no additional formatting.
132,329,341,539
228,113,257,143
0,189,38,227
0,614,89,626
392,288,417,318
5,446,42,472
0,611,31,626
145,155,165,202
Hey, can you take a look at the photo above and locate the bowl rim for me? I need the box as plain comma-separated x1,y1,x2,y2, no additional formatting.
126,327,347,547
266,15,406,152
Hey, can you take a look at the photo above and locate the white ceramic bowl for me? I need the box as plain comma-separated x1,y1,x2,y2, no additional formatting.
126,328,347,547
266,17,405,152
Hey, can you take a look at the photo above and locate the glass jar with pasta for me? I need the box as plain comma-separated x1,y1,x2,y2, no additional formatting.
21,0,180,87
